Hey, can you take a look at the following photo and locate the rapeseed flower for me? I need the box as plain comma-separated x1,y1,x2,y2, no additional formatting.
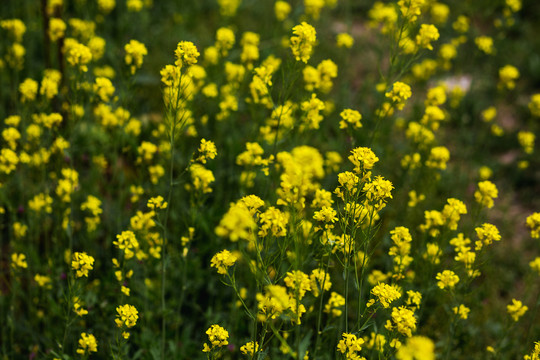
436,270,459,289
396,336,435,360
259,206,288,237
19,78,38,103
275,1,291,21
475,36,494,54
324,291,345,317
66,41,92,72
240,341,260,356
147,196,167,210
290,22,317,63
48,18,66,41
425,146,450,170
416,24,439,50
284,270,311,299
337,333,364,359
527,212,540,238
475,223,501,250
76,333,98,355
310,269,331,297
339,109,362,129
368,283,402,308
398,0,425,22
216,27,235,56
203,324,229,352
499,65,520,90
529,94,540,117
474,181,498,209
124,40,147,74
11,253,28,270
71,252,95,277
518,131,535,154
385,82,412,110
386,306,417,337
215,201,256,241
507,299,528,321
115,304,138,338
175,41,200,68
113,231,139,259
336,33,354,48
210,249,238,274
453,304,470,320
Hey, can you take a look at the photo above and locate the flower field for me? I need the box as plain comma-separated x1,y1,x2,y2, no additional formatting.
1,0,540,359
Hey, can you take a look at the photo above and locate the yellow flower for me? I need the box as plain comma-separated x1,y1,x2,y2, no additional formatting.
301,93,325,130
386,306,417,337
34,274,52,288
217,0,241,17
453,304,470,320
66,42,92,72
475,223,501,250
48,18,66,42
339,109,362,129
453,15,470,33
368,283,402,308
310,269,332,297
11,253,28,270
363,176,394,205
507,299,528,321
474,181,498,209
385,82,412,110
0,19,26,42
202,324,229,352
147,196,167,210
518,131,535,154
127,0,144,11
397,0,425,22
436,270,459,289
336,33,354,48
275,1,292,21
526,212,540,239
416,24,439,51
71,252,94,277
196,139,218,164
188,163,215,194
210,249,237,275
529,94,540,117
240,341,259,356
499,65,520,90
216,27,235,56
259,206,288,237
124,40,147,74
175,41,200,68
324,291,345,317
349,146,379,174
290,22,317,63
337,333,364,358
115,304,139,328
396,336,435,360
97,0,115,13
19,78,38,103
304,0,325,20
215,201,256,242
313,206,337,224
425,146,450,170
284,270,311,299
76,333,98,355
113,231,139,259
475,36,494,54
93,77,115,102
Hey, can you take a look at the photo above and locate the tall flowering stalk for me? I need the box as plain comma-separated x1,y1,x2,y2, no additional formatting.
156,40,200,360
